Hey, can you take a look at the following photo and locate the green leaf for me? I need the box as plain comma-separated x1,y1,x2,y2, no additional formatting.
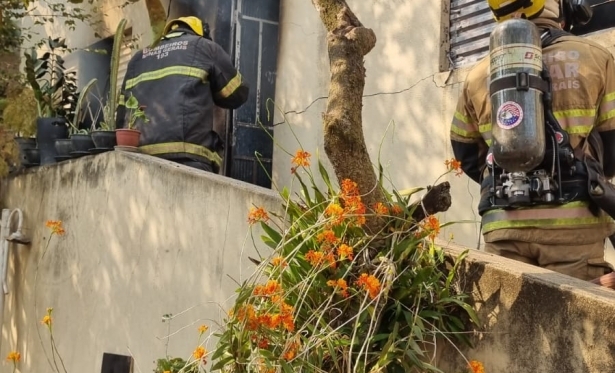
260,221,282,246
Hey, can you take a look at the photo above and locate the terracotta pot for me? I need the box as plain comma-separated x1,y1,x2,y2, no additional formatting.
115,129,141,148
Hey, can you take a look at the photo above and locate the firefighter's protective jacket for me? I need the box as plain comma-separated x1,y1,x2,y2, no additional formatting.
117,26,249,170
450,31,615,244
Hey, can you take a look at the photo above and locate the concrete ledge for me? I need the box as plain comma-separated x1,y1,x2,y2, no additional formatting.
438,243,615,373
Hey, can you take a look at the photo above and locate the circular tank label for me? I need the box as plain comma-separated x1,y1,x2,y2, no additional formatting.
496,101,523,129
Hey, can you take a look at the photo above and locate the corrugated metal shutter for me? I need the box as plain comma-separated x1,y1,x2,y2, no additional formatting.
449,0,496,69
116,29,133,94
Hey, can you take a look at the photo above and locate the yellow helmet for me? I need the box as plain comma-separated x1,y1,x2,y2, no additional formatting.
162,16,204,37
487,0,545,21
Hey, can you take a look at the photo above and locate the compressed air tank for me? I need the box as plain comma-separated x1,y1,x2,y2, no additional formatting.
489,18,545,172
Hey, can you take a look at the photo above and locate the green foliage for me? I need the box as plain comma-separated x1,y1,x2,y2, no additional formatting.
154,357,199,373
2,88,38,137
24,37,77,119
68,77,98,135
211,153,477,373
118,93,149,130
105,18,128,131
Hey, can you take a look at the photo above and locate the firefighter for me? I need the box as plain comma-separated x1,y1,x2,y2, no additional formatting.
450,0,615,281
117,16,249,173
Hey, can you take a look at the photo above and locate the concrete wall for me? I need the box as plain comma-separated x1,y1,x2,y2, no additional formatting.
0,152,279,373
3,154,615,372
272,0,615,252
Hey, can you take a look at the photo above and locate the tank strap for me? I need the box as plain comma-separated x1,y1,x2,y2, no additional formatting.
489,73,549,96
540,28,571,48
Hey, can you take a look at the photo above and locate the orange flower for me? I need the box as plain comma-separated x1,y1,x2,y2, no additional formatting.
468,360,485,373
327,278,349,298
6,351,20,362
421,215,441,240
337,244,354,261
198,324,208,335
271,256,288,268
193,346,206,360
340,179,359,197
391,204,403,215
257,337,270,349
248,207,269,225
445,158,463,176
316,230,339,245
325,252,337,269
253,280,282,297
355,273,381,299
305,250,324,267
373,202,389,215
282,340,300,361
324,203,345,225
291,150,311,169
45,220,65,235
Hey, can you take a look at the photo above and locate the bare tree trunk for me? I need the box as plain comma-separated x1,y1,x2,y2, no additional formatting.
311,0,383,209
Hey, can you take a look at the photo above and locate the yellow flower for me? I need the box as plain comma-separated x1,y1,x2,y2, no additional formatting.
468,360,485,373
41,315,52,326
45,220,65,235
373,202,389,215
6,351,20,362
271,256,288,268
163,371,171,373
198,324,208,335
247,207,269,225
193,346,206,360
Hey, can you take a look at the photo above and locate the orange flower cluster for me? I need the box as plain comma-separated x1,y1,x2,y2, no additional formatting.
282,340,300,361
253,280,282,297
327,278,349,298
324,203,345,225
355,273,381,299
198,324,208,335
336,244,354,261
390,204,403,215
248,207,269,225
340,179,366,226
41,315,52,326
418,215,441,241
291,149,311,173
271,256,288,268
468,360,485,373
445,158,463,176
373,202,389,216
6,351,20,362
45,220,65,235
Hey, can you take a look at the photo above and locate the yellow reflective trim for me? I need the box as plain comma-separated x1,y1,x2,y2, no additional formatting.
481,201,610,233
603,91,615,103
598,109,615,123
485,138,492,146
217,73,242,98
454,111,471,124
553,109,596,119
125,66,209,89
451,125,481,138
140,142,222,166
564,125,593,134
479,123,492,133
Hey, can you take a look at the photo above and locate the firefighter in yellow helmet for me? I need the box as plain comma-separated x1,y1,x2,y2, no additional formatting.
450,0,615,281
117,16,249,173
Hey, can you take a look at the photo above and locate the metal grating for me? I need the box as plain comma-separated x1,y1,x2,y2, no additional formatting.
449,0,496,69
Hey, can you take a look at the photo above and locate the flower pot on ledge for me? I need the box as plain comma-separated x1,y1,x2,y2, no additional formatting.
115,129,140,149
36,118,68,165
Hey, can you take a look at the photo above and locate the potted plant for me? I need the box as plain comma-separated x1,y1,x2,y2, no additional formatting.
116,93,148,148
1,88,39,166
24,37,78,164
63,77,98,159
90,94,116,151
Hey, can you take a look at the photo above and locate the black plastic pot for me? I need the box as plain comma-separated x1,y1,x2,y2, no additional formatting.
54,138,73,157
15,137,37,166
70,133,95,153
91,130,117,150
23,148,40,167
36,118,69,165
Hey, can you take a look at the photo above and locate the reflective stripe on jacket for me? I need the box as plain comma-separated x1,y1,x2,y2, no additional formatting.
450,30,615,236
117,28,248,168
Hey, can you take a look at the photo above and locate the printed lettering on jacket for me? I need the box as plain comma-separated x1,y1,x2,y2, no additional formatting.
142,40,189,60
544,50,581,92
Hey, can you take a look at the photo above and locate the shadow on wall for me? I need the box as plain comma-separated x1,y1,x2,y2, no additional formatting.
438,248,615,372
0,152,280,372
